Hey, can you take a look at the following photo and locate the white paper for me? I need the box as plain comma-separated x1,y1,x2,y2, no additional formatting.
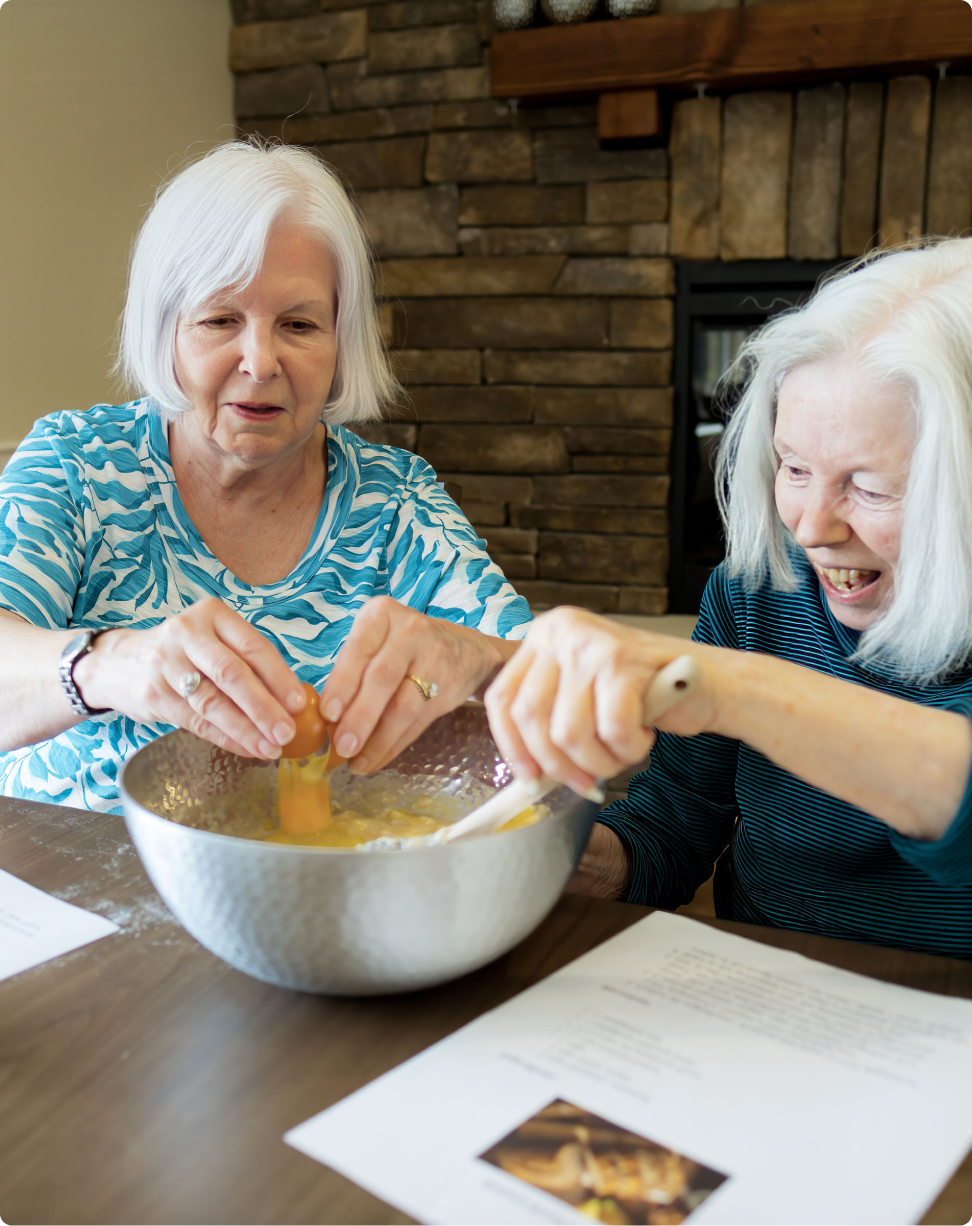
0,866,119,981
286,911,972,1226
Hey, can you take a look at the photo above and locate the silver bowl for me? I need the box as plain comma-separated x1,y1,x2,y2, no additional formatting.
119,704,598,995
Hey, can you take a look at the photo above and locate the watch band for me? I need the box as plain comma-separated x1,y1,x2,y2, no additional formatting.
59,629,111,716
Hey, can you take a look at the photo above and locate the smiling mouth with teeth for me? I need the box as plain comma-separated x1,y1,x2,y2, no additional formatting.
815,566,880,594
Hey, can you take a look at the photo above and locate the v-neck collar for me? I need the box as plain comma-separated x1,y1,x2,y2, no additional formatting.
137,402,359,610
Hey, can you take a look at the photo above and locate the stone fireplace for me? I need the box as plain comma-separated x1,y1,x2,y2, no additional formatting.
232,0,972,613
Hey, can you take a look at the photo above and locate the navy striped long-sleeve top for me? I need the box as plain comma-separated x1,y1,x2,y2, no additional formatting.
597,554,972,960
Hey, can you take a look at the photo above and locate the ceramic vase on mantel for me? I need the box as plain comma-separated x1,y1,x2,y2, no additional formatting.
606,0,656,15
492,0,536,28
540,0,598,22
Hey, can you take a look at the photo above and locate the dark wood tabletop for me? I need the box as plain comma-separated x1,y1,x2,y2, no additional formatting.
1,797,970,1226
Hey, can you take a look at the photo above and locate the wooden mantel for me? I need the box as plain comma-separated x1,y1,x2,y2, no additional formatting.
491,0,972,104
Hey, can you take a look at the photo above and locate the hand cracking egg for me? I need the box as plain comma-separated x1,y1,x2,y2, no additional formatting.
282,682,330,760
270,683,543,847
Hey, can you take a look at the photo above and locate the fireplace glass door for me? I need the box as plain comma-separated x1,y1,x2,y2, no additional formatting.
669,260,845,613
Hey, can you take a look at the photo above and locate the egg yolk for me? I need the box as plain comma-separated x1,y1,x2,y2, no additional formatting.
277,682,346,835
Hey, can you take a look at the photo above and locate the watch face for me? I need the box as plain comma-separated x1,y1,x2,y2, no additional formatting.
64,631,91,658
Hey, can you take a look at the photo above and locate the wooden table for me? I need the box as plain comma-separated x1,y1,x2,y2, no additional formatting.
1,797,971,1226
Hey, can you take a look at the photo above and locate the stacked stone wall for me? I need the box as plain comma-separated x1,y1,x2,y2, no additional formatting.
232,0,972,612
233,0,673,614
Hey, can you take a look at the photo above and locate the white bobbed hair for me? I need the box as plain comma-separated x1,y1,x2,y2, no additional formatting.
716,238,972,683
118,139,397,425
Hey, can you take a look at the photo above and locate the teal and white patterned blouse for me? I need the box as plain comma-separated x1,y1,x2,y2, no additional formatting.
0,401,531,814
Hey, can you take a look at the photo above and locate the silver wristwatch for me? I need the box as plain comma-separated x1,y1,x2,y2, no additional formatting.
59,629,111,716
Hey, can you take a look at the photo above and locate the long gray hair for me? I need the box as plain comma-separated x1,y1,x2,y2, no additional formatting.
716,238,972,682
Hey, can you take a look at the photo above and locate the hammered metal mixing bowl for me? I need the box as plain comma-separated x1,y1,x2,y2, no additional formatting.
119,703,598,995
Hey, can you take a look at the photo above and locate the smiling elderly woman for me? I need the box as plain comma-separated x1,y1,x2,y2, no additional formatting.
486,240,972,960
0,141,529,811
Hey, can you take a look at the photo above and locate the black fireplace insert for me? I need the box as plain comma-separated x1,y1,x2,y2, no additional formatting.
668,259,847,613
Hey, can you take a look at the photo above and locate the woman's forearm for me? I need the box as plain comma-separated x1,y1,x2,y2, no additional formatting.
566,822,632,898
0,612,86,748
702,646,972,841
485,608,971,845
0,599,307,761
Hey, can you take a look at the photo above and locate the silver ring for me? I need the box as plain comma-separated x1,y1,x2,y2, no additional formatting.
177,671,201,699
409,675,439,701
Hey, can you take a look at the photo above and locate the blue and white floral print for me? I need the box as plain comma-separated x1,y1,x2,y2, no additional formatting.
0,401,531,813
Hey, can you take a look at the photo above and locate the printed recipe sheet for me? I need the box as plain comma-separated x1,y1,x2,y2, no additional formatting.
287,911,972,1226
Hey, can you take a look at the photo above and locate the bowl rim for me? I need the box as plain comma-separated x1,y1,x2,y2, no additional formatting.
119,744,584,860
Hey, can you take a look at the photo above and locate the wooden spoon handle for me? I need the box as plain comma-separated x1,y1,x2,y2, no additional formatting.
641,654,702,726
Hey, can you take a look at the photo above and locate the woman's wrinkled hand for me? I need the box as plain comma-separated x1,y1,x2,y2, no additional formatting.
484,606,716,798
320,595,515,775
73,597,305,758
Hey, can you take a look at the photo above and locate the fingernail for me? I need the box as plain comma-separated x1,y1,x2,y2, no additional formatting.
259,739,282,758
575,783,606,803
324,699,343,723
349,755,368,775
336,733,358,758
286,691,305,713
274,722,294,745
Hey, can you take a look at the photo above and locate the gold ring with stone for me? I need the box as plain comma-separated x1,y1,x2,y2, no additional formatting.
409,675,439,701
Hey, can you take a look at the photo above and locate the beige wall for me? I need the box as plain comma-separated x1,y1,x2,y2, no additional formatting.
0,0,234,456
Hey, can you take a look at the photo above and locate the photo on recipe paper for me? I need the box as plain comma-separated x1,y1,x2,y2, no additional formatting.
479,1099,728,1226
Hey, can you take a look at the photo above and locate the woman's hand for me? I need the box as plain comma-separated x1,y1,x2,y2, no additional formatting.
484,607,716,797
486,606,972,842
73,598,305,758
566,822,632,899
320,596,518,774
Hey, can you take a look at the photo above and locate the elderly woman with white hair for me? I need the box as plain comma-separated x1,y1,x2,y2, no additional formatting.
486,240,972,960
0,140,529,811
